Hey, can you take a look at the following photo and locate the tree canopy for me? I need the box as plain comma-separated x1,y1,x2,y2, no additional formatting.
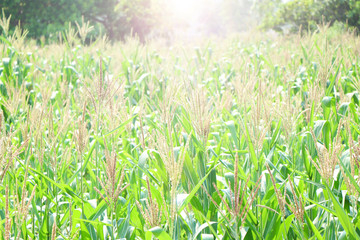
257,0,360,32
0,0,153,41
1,0,360,41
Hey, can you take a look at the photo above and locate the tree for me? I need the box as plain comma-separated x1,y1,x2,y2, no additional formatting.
0,0,87,38
256,0,360,32
0,0,155,41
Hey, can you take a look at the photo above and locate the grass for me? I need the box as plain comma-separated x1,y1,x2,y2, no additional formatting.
1,20,360,239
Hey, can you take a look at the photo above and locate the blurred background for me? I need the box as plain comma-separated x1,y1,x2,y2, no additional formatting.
0,0,359,43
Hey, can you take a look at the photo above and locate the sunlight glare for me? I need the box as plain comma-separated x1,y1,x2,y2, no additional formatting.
169,0,202,21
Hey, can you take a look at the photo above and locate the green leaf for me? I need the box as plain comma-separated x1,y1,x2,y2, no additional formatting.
193,222,217,238
178,164,218,213
80,220,92,239
305,198,335,215
325,61,342,96
339,160,360,193
29,167,86,206
102,115,136,137
244,120,258,171
276,215,295,240
313,120,330,149
75,218,112,227
304,210,323,240
146,227,172,240
324,182,359,240
269,119,282,149
226,120,239,149
39,209,49,239
0,36,12,46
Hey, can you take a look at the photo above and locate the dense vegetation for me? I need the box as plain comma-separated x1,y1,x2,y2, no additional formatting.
0,0,153,41
259,0,360,32
0,0,255,41
2,0,360,41
2,18,360,239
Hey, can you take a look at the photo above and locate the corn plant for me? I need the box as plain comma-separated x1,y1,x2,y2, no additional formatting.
1,19,360,239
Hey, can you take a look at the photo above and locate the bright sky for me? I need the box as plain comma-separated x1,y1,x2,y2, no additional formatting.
169,0,203,21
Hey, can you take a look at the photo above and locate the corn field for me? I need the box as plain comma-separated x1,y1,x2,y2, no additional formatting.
1,19,360,239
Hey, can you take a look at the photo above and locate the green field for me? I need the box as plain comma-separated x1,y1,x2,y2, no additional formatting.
1,24,360,239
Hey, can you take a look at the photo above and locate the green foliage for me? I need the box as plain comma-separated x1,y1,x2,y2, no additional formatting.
257,0,360,32
1,23,360,239
1,0,87,39
0,0,154,41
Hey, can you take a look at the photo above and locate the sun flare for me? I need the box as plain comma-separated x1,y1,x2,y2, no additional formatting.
169,0,202,21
